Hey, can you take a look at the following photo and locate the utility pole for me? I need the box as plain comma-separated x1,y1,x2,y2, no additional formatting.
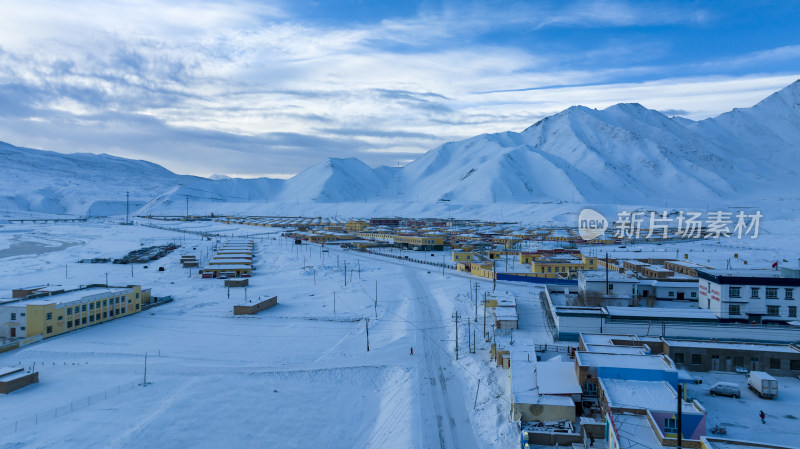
455,311,459,360
468,320,471,353
344,260,347,286
313,268,316,286
474,283,478,322
473,379,481,409
125,191,130,225
105,272,108,286
186,197,189,219
374,281,378,318
358,259,361,279
493,260,496,291
366,319,370,351
677,383,683,449
483,292,487,338
605,252,609,295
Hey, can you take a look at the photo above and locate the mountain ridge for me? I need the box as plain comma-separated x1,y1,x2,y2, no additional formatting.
1,80,798,215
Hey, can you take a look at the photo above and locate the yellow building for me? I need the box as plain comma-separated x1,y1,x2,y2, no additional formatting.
392,235,444,251
0,286,146,340
530,255,597,278
452,251,474,262
345,220,368,233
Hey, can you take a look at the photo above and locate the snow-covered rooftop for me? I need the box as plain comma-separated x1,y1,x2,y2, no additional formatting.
536,362,581,395
600,378,694,413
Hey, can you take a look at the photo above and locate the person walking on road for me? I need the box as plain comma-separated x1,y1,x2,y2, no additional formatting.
760,410,766,424
410,347,414,356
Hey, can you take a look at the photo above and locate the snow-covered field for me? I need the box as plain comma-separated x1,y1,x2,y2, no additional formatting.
0,219,544,448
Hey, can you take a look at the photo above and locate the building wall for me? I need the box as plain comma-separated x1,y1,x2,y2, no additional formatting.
25,286,143,339
698,279,798,322
665,342,800,376
512,401,575,423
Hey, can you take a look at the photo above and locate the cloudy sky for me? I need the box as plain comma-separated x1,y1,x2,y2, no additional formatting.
1,0,799,178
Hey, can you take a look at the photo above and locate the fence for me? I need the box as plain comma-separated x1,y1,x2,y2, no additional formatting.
0,378,139,434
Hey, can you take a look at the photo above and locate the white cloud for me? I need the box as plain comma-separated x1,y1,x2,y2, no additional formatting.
0,0,795,177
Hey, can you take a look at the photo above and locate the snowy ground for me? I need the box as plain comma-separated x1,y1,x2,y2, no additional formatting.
0,218,541,448
686,371,800,447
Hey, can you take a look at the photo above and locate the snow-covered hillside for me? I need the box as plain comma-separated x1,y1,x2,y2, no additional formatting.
0,141,200,215
2,80,799,216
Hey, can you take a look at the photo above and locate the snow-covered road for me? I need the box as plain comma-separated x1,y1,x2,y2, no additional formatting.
406,265,480,449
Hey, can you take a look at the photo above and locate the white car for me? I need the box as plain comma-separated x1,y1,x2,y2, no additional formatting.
710,382,741,398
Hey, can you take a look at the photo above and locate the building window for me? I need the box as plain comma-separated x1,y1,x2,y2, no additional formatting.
74,319,80,327
46,326,52,334
82,304,87,312
609,284,614,291
729,304,741,315
729,287,741,298
691,292,697,298
674,353,684,363
10,313,15,320
750,287,760,299
82,317,87,324
770,358,781,369
767,305,780,317
789,306,797,318
668,291,675,297
691,354,702,365
89,315,94,322
766,288,778,299
58,315,62,321
664,418,677,434
135,292,140,299
96,313,100,321
67,308,72,314
135,304,140,310
89,303,94,310
582,381,597,397
67,321,72,328
787,289,794,300
103,300,107,306
103,312,108,318
791,360,800,371
46,312,53,320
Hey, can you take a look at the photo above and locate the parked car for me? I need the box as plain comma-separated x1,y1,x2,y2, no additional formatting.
748,371,779,399
710,382,741,398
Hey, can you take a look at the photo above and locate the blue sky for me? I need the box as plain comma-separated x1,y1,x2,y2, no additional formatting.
0,0,798,177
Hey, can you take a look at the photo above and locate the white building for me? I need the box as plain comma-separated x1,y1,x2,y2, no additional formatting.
636,280,699,301
578,271,639,298
697,269,799,323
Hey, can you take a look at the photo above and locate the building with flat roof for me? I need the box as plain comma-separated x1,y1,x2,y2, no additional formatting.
0,286,145,340
697,269,799,323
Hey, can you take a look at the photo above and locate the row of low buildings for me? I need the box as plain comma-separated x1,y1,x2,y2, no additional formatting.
200,239,254,278
499,332,796,449
575,267,800,325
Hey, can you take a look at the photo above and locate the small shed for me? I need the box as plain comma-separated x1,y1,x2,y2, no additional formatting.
225,278,249,287
0,366,39,394
233,296,278,315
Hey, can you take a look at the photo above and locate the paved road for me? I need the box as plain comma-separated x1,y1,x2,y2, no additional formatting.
405,265,480,449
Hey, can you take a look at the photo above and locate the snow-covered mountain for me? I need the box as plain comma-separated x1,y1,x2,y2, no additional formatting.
0,141,201,215
2,80,799,216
